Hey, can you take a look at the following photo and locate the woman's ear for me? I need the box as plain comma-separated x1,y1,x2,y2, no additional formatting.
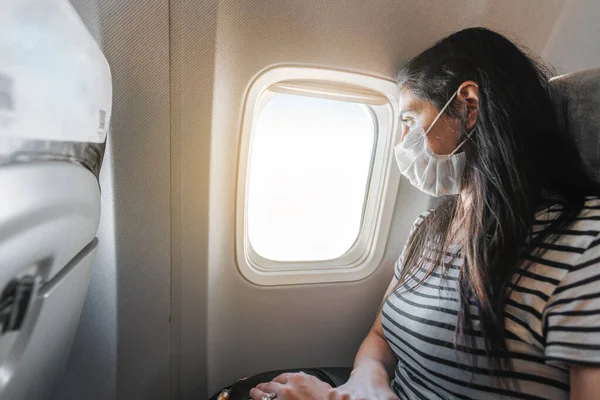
457,81,479,130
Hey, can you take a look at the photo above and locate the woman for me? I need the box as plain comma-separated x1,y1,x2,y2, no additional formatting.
249,27,600,400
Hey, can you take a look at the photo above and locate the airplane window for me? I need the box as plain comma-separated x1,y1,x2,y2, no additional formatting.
237,67,400,285
247,93,376,262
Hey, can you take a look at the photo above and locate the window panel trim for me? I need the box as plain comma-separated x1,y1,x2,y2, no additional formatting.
236,66,401,286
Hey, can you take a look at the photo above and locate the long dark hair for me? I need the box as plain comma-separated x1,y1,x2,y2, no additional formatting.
392,27,600,377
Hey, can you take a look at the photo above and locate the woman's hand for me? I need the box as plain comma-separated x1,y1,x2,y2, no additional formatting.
249,371,333,400
326,368,399,400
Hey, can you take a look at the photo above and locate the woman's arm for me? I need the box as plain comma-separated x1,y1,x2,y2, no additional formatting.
542,231,600,400
351,277,399,381
570,367,600,400
325,278,400,399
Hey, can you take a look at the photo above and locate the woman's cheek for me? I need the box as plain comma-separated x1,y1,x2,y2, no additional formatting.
427,135,446,155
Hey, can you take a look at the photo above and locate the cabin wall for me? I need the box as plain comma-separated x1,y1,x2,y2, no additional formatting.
543,0,600,73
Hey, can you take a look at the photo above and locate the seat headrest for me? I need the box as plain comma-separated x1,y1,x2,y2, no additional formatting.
550,68,600,182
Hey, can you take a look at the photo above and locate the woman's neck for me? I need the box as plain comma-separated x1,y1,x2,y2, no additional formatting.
448,188,473,243
459,187,474,214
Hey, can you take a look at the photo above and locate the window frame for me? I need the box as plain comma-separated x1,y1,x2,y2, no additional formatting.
236,66,401,286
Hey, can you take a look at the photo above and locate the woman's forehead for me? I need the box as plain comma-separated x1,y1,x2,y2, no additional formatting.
399,89,427,114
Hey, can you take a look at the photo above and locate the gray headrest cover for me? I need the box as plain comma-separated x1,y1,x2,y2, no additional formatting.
551,68,600,182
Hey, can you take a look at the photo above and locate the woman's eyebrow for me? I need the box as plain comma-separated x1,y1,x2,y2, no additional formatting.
400,107,418,119
400,102,424,119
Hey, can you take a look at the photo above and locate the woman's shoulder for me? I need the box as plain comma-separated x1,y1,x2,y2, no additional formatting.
534,196,600,233
411,209,435,231
536,196,600,219
571,196,600,231
581,195,600,214
414,209,433,226
404,209,433,241
561,196,600,226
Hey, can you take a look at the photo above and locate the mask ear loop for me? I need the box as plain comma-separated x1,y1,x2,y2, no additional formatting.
449,127,476,156
424,90,458,136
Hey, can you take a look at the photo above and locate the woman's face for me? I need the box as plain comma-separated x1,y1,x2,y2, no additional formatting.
398,82,479,155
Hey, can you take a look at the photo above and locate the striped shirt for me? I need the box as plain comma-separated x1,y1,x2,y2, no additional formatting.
382,197,600,400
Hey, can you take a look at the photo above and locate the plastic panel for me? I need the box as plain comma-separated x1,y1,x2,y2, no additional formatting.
0,162,100,399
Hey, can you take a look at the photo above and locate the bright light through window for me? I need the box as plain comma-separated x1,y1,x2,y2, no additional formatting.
247,93,376,262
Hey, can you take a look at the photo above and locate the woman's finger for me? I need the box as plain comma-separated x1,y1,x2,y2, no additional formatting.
256,381,284,394
272,372,297,384
249,387,267,400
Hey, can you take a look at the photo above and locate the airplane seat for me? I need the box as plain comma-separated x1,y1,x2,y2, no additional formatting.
550,68,600,182
0,1,112,399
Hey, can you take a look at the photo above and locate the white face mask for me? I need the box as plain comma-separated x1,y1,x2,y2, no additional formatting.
394,91,474,197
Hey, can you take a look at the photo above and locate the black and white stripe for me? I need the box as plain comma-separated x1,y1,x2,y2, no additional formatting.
383,197,600,399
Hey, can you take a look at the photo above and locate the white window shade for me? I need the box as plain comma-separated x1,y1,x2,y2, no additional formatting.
269,80,389,105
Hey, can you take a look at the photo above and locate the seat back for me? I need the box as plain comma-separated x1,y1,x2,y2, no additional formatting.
0,163,100,399
551,68,600,181
0,0,111,398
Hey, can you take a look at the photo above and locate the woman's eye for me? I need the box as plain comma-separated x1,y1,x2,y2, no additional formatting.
402,118,415,128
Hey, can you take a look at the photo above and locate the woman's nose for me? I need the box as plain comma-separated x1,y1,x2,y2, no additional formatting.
400,126,409,140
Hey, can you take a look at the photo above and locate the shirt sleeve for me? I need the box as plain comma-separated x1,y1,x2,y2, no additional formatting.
394,211,431,281
543,235,600,368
